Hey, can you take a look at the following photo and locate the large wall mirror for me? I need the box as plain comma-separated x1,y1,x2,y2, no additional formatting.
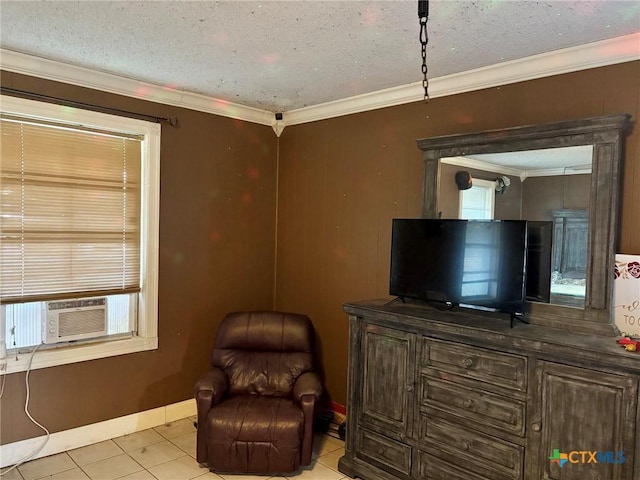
417,115,630,336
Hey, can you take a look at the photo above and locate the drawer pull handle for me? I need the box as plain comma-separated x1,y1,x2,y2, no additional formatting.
378,447,385,455
531,423,541,432
461,358,473,368
463,399,473,408
406,384,414,392
461,441,470,451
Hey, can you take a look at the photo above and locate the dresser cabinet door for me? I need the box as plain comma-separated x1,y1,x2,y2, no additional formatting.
361,324,415,436
528,361,638,480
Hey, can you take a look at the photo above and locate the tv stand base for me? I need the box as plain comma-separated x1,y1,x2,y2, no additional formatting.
384,296,405,306
510,313,529,328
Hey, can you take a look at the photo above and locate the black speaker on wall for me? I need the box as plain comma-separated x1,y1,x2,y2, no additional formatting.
455,171,473,190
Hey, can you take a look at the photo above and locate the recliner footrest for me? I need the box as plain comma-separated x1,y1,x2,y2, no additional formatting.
207,395,304,473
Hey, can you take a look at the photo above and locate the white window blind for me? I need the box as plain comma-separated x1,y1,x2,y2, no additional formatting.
0,115,142,303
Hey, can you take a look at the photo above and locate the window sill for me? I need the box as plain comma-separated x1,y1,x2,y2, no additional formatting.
2,336,158,374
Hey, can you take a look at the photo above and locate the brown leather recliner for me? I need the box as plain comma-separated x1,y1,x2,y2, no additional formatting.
194,311,323,474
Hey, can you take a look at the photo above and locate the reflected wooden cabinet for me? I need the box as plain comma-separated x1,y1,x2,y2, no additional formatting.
338,300,640,480
551,209,588,280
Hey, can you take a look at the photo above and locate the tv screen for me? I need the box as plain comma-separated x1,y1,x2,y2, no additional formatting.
389,219,528,314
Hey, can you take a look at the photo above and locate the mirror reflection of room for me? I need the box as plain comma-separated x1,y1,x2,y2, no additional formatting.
438,145,593,308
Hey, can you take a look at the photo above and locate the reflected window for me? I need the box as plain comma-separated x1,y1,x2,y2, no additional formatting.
459,178,495,219
461,222,500,301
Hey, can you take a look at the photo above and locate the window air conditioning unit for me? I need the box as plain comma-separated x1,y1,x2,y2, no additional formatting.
43,298,108,344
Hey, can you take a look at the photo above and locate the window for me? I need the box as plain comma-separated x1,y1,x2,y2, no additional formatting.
459,178,495,220
0,95,159,373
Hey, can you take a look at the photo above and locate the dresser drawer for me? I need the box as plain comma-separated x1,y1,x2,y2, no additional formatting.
421,376,525,436
422,338,527,392
416,451,492,480
419,415,523,480
357,428,412,476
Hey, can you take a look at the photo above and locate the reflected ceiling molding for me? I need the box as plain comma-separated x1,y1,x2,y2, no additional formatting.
441,156,592,182
521,165,592,180
0,32,638,128
441,156,525,180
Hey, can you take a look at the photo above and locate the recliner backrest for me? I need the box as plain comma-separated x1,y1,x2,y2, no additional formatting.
212,311,315,397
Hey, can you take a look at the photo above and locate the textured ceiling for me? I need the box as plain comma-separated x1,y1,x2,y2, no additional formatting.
1,1,639,112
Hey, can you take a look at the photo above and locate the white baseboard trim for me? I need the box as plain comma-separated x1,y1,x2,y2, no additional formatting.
0,398,196,468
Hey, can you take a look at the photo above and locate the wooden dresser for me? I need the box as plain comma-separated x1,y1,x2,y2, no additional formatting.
337,300,640,480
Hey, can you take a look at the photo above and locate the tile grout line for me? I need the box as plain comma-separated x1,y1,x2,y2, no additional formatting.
66,450,84,479
82,450,146,480
20,430,344,480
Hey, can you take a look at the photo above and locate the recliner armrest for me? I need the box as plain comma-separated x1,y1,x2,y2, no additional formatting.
293,371,322,466
194,367,228,408
292,371,322,403
194,367,228,464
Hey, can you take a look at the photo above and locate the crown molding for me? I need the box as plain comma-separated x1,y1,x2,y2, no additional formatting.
284,33,640,126
0,49,274,126
1,32,638,128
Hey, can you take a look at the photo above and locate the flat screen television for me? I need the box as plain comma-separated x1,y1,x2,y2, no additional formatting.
389,219,528,316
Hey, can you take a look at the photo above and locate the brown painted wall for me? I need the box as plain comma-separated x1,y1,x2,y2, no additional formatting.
0,72,278,444
275,61,640,406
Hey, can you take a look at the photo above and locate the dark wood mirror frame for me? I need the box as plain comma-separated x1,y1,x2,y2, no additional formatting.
417,114,631,336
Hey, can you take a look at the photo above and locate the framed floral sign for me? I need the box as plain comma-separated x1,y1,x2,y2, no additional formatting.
614,254,640,337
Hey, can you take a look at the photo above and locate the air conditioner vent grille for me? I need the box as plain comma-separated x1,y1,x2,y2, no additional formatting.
44,297,108,344
58,310,106,338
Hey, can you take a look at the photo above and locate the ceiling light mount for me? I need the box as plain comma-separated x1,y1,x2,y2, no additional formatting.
418,0,430,101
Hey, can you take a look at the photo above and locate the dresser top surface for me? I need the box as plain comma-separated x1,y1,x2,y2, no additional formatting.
345,299,640,373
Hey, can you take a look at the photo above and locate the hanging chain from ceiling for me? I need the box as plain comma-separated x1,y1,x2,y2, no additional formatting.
418,1,430,101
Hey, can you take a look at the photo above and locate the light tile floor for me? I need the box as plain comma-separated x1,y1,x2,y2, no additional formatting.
2,418,347,480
